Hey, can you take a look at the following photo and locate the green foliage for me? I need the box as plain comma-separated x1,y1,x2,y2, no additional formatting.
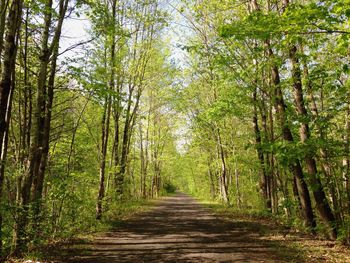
163,182,177,194
2,0,350,260
338,219,350,243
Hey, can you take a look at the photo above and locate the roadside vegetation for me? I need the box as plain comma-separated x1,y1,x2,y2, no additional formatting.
0,0,349,261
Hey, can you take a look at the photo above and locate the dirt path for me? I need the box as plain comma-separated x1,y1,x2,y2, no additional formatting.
63,193,304,262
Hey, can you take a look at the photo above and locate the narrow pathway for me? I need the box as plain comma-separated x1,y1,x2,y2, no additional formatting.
65,193,302,262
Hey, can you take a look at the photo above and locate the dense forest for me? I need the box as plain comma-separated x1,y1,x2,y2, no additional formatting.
0,0,349,260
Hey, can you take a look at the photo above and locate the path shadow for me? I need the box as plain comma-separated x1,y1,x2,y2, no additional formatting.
56,193,306,262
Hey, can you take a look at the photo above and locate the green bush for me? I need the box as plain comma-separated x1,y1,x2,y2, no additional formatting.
163,182,177,193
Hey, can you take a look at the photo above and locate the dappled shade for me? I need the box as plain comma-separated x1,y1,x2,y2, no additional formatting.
62,193,301,262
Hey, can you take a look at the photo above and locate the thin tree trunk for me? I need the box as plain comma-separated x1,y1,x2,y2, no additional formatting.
96,0,116,218
96,96,111,219
267,97,279,214
252,88,270,209
139,110,150,199
235,167,241,208
344,93,350,213
139,122,145,197
208,160,216,200
217,128,229,204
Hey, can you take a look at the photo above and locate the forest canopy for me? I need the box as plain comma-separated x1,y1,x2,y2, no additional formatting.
0,0,349,259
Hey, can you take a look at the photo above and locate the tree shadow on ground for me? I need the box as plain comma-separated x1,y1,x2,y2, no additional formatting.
53,194,307,262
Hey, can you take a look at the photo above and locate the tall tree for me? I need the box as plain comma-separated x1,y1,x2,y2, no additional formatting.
15,0,69,252
0,0,23,256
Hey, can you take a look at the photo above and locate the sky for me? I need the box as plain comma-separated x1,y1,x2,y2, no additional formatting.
59,1,192,153
60,13,91,61
59,1,191,66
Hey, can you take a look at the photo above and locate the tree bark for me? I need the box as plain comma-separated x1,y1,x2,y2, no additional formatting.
32,0,68,205
344,93,350,213
217,128,229,204
96,0,116,219
269,42,315,230
96,95,111,219
252,88,270,209
0,0,9,62
289,43,337,239
302,58,342,221
15,0,68,252
250,0,315,229
0,0,22,255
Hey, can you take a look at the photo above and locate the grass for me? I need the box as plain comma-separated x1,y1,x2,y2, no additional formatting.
8,193,350,262
199,199,350,263
6,197,159,263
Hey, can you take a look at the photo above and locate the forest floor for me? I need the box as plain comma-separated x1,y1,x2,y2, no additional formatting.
12,192,350,262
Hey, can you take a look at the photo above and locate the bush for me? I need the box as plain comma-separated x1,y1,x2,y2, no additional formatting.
163,182,177,193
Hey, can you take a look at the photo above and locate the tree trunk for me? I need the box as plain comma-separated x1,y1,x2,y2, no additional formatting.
0,55,16,260
208,161,216,200
139,114,150,198
252,88,270,209
235,168,241,208
15,0,68,252
344,94,350,213
32,0,68,207
0,0,9,61
301,51,343,222
217,129,229,204
139,122,145,197
267,98,279,213
115,115,130,199
266,40,316,230
289,44,337,239
96,96,111,219
250,0,315,228
96,0,116,219
0,0,22,255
